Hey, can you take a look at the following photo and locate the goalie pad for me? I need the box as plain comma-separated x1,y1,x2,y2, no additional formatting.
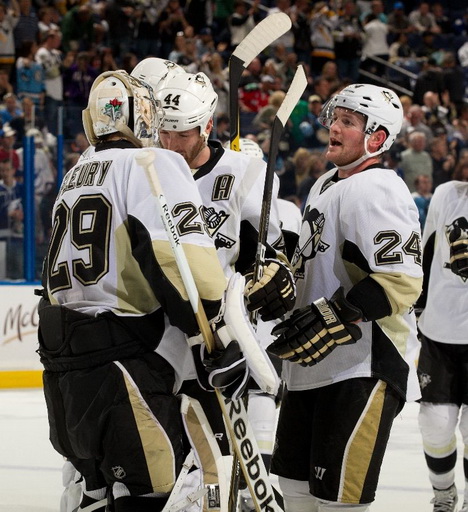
222,272,280,395
180,395,228,511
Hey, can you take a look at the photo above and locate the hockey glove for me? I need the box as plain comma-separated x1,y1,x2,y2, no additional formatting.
268,287,362,367
190,332,250,400
449,226,468,278
245,259,296,321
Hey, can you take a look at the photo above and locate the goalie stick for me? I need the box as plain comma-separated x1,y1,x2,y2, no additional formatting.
229,12,292,152
135,150,284,512
252,64,307,284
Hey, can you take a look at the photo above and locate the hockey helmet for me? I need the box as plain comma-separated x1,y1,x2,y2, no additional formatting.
82,70,163,148
224,138,264,159
319,83,403,154
155,72,218,138
130,57,185,93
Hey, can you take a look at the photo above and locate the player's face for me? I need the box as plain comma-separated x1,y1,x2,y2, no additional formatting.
325,107,366,167
158,127,205,167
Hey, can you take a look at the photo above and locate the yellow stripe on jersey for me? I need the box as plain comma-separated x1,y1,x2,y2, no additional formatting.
370,272,422,315
115,223,160,314
152,240,227,302
339,380,386,503
116,361,176,493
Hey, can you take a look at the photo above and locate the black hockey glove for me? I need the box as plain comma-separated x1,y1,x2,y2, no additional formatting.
268,287,362,367
245,259,296,321
190,334,250,400
449,226,468,278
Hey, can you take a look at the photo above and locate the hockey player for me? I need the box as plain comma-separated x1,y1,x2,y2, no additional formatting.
150,69,295,509
37,70,249,512
416,179,468,512
267,84,423,512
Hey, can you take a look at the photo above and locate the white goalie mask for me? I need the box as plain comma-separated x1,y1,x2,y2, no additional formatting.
82,70,164,148
130,57,185,93
223,137,264,159
155,72,218,140
319,84,403,168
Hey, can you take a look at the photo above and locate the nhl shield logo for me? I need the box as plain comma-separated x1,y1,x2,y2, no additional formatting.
112,466,126,479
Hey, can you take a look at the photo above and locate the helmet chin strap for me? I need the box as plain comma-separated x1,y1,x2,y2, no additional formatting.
337,134,384,172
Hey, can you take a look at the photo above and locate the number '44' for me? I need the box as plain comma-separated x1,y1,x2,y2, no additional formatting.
163,94,180,107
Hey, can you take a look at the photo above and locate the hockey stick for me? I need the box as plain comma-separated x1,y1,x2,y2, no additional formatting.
229,12,292,152
252,64,307,283
135,150,283,512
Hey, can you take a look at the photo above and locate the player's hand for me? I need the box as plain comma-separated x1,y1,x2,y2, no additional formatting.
245,259,296,321
267,287,362,366
191,337,250,400
449,225,468,278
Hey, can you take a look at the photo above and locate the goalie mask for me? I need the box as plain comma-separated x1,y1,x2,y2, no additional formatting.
319,84,403,169
155,72,218,142
83,70,163,148
130,57,185,93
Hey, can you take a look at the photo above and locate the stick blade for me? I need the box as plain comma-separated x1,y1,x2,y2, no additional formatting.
276,65,308,126
231,12,292,68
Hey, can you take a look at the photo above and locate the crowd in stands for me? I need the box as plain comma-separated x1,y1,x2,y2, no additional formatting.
0,0,467,280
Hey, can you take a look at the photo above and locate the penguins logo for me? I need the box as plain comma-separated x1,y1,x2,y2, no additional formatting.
444,216,468,281
292,206,329,279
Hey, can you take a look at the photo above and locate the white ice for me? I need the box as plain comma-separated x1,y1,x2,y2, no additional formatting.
0,389,466,511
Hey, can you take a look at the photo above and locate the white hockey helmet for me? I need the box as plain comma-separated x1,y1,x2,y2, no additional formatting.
155,72,218,138
130,57,185,93
224,137,264,159
83,70,163,148
319,83,403,155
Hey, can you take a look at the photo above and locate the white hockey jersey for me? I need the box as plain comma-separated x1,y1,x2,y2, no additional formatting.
283,167,423,401
45,144,226,338
157,142,284,388
418,181,468,344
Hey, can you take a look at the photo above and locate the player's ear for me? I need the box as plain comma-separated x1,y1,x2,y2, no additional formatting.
369,129,388,152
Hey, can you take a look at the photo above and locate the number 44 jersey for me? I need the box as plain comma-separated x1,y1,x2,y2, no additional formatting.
44,144,226,338
285,167,423,401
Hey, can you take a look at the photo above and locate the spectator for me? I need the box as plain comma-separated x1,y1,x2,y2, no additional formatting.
104,1,135,65
411,173,433,230
37,5,59,42
297,94,329,151
431,3,451,34
412,59,445,114
409,1,441,34
253,90,286,132
0,92,22,125
185,0,213,34
0,0,19,79
16,127,54,245
360,0,387,24
421,91,451,131
333,0,363,83
69,131,90,155
195,27,215,61
35,29,63,136
132,3,162,60
0,123,19,173
441,52,466,118
13,0,38,60
278,146,312,199
430,135,456,189
0,157,23,279
320,60,342,93
0,68,13,101
15,39,45,109
415,31,444,64
239,74,273,114
360,12,389,81
268,0,295,53
167,31,186,64
309,1,338,77
213,112,230,144
400,106,434,146
296,152,328,209
290,0,312,66
158,0,190,59
212,0,235,45
453,160,468,181
400,131,433,192
387,1,414,38
60,4,94,54
312,75,332,103
9,96,47,149
228,0,261,48
63,51,98,138
201,52,228,114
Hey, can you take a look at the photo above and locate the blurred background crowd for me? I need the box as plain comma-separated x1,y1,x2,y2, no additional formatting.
0,0,467,280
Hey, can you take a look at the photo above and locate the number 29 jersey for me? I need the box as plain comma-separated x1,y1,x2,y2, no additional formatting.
285,167,423,401
45,144,226,338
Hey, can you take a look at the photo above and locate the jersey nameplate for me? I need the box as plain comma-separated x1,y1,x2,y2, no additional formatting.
58,160,112,197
